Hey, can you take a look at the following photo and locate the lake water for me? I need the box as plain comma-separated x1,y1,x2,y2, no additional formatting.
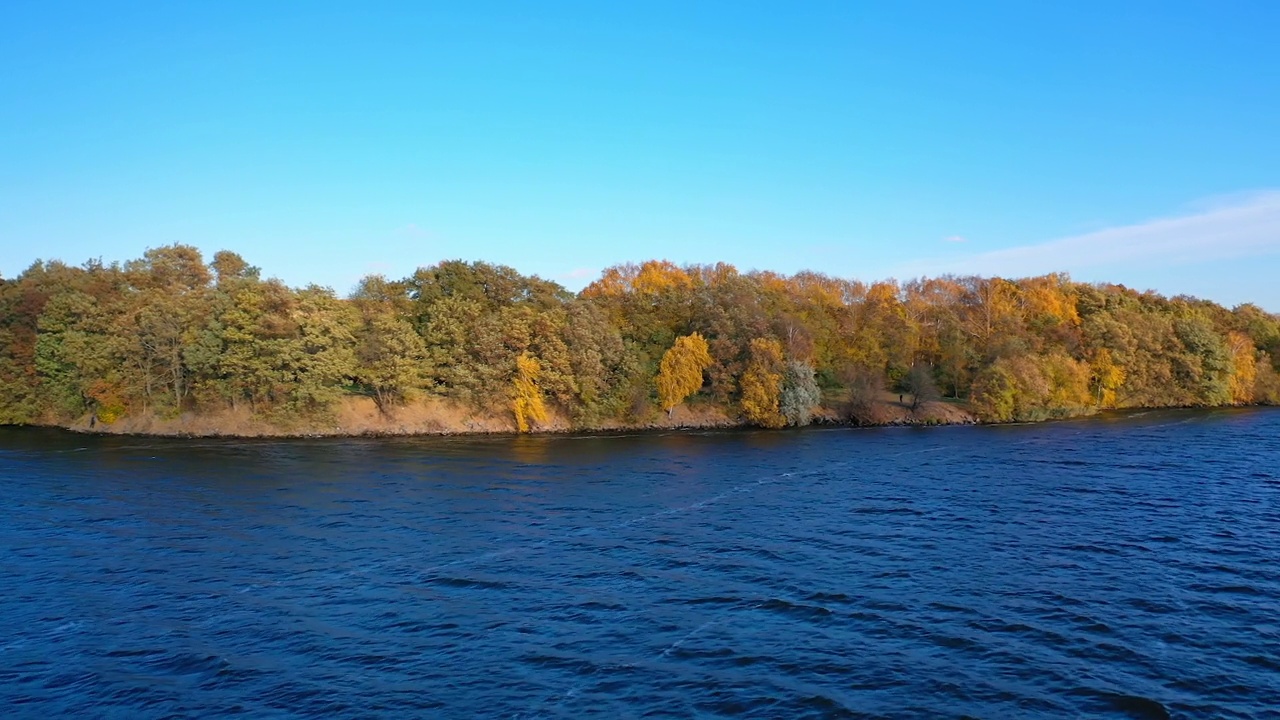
1,409,1278,719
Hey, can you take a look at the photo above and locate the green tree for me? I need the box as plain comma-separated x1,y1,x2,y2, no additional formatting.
559,300,636,421
35,290,103,418
780,360,821,426
970,361,1016,422
1173,316,1232,405
283,285,358,413
353,309,426,414
351,275,427,414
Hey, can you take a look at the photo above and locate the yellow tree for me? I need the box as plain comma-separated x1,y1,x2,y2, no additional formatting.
1090,348,1126,408
512,352,548,432
656,332,712,415
961,276,1022,358
633,260,694,296
1226,331,1258,404
1043,353,1093,414
739,337,785,428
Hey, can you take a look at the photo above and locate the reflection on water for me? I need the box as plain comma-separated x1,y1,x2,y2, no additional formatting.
1,409,1278,718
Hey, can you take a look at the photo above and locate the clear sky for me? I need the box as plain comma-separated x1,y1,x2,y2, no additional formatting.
3,1,1279,309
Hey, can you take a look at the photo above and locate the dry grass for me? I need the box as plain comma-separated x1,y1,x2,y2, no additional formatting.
60,393,974,438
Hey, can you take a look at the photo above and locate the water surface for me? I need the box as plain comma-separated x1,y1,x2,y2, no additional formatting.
2,409,1278,718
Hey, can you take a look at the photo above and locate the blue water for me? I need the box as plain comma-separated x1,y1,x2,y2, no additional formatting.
1,408,1278,718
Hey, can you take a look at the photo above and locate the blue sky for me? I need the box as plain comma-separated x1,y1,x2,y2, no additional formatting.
3,1,1279,309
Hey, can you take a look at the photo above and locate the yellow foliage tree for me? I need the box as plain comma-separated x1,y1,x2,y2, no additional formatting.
512,352,548,432
1021,273,1081,328
1044,352,1093,412
739,338,785,428
633,260,694,296
963,277,1021,355
583,260,695,299
1226,332,1257,404
656,333,713,415
1090,348,1126,408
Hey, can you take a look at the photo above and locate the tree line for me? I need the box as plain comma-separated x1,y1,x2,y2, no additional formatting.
1,245,1277,431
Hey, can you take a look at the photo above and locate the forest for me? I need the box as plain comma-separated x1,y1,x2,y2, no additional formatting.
1,245,1278,434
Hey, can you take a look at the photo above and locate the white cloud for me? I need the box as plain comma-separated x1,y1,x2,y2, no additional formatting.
943,235,967,243
901,190,1280,279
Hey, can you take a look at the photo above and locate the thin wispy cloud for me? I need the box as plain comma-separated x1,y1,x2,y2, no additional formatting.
943,235,967,243
900,190,1280,279
395,223,432,239
558,267,597,280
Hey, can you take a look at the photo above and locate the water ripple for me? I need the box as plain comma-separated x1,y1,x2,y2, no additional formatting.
1,408,1278,718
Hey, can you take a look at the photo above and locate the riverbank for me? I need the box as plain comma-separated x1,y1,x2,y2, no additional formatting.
39,395,980,438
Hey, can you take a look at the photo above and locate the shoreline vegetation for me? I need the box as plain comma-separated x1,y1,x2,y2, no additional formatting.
2,246,1278,439
53,393,982,438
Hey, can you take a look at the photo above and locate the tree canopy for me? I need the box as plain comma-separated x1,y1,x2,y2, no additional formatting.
1,245,1277,432
656,333,714,416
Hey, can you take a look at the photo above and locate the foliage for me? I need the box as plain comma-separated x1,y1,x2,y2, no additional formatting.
841,364,885,424
1089,348,1125,408
905,363,940,410
739,338,785,428
970,362,1017,422
351,284,427,414
780,360,822,426
1225,332,1257,405
656,333,713,415
0,246,1275,431
1255,357,1280,405
511,352,548,432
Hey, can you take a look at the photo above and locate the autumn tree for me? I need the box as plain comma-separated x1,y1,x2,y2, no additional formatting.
970,362,1017,422
211,250,260,286
960,276,1023,360
584,260,699,376
905,276,969,397
739,338,785,428
559,301,636,422
689,268,772,404
0,263,68,423
31,262,130,421
512,352,548,432
656,332,712,416
4,245,1279,434
1255,355,1280,404
1089,348,1125,408
970,353,1091,421
1226,331,1258,404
